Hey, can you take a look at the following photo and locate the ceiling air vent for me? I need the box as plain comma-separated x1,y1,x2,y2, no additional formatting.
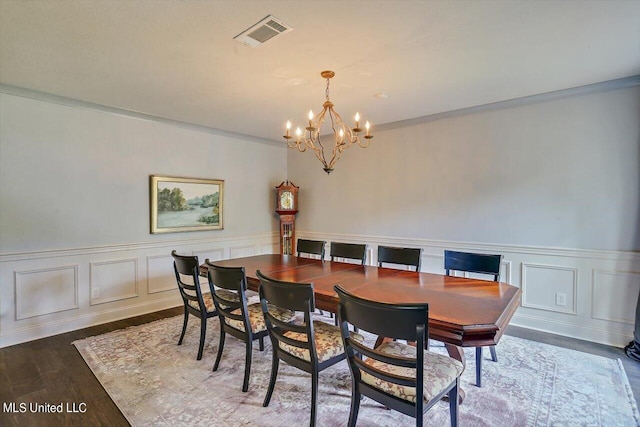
233,15,293,48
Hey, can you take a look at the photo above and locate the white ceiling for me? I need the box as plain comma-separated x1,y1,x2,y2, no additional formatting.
1,0,639,143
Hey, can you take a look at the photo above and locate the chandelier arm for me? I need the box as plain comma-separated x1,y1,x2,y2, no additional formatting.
332,109,357,150
328,148,344,170
311,107,329,154
311,134,329,167
357,138,371,148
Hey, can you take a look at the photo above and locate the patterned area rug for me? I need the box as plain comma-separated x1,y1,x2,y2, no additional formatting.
73,314,639,426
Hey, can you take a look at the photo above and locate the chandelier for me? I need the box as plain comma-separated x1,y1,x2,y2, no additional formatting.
283,70,373,174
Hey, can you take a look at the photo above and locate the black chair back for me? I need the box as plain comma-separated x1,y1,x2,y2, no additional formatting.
444,250,502,281
172,250,215,360
336,285,428,343
297,239,326,259
330,242,367,265
206,262,249,327
257,269,315,313
335,285,460,425
258,271,349,426
443,250,502,388
172,250,204,308
377,246,422,271
206,261,269,392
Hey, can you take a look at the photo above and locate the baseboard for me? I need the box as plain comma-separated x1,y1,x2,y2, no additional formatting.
0,295,180,348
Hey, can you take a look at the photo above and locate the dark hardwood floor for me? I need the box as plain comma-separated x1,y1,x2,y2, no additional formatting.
1,308,638,426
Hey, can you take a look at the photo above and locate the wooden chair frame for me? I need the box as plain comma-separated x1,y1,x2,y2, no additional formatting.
444,250,503,387
171,250,217,360
335,285,459,427
257,270,346,427
205,261,266,392
377,246,422,272
297,239,326,260
330,242,367,265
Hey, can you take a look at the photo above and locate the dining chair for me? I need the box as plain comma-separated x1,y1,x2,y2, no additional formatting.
330,242,367,265
335,285,463,427
297,238,329,317
256,270,364,427
171,250,217,360
297,238,326,260
205,261,295,392
444,249,503,387
377,246,422,271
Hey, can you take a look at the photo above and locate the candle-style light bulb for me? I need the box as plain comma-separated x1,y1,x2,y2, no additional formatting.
339,128,344,142
355,112,360,127
295,127,302,139
365,121,370,136
285,120,291,137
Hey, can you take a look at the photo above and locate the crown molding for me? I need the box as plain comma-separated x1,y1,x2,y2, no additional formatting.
0,83,282,147
375,75,640,132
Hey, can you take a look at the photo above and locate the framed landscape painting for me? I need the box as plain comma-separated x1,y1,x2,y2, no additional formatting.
150,175,224,234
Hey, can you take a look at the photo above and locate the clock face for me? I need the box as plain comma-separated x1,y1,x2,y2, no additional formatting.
280,191,294,210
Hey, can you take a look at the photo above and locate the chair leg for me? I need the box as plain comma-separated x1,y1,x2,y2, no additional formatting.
475,346,482,387
213,328,225,371
310,370,318,427
489,345,498,362
347,383,360,427
448,379,459,427
178,306,189,345
259,336,264,351
197,317,207,360
242,340,252,392
263,352,280,407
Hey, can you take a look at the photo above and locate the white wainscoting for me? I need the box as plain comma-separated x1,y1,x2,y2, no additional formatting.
2,231,638,349
0,233,278,348
298,231,640,348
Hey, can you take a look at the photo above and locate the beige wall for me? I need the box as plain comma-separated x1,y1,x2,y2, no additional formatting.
0,92,284,347
1,83,639,348
288,85,640,252
287,84,640,347
0,93,285,253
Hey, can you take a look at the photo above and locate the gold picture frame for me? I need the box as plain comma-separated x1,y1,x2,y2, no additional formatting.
150,175,224,234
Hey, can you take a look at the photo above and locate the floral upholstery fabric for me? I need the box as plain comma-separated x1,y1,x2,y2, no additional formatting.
279,321,364,363
360,341,463,403
187,290,238,313
225,303,295,334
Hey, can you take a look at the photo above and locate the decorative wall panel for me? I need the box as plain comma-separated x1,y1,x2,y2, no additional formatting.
229,245,256,259
90,258,138,305
592,269,640,324
147,254,176,294
15,266,78,320
522,263,577,315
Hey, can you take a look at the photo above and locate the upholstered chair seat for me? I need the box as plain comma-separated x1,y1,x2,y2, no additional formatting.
360,341,463,403
280,320,364,363
187,290,239,312
225,303,295,334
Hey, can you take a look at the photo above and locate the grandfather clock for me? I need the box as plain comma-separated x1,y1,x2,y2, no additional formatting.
275,181,299,255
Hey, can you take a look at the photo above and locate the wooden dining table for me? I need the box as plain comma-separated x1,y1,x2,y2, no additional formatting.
203,253,521,400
